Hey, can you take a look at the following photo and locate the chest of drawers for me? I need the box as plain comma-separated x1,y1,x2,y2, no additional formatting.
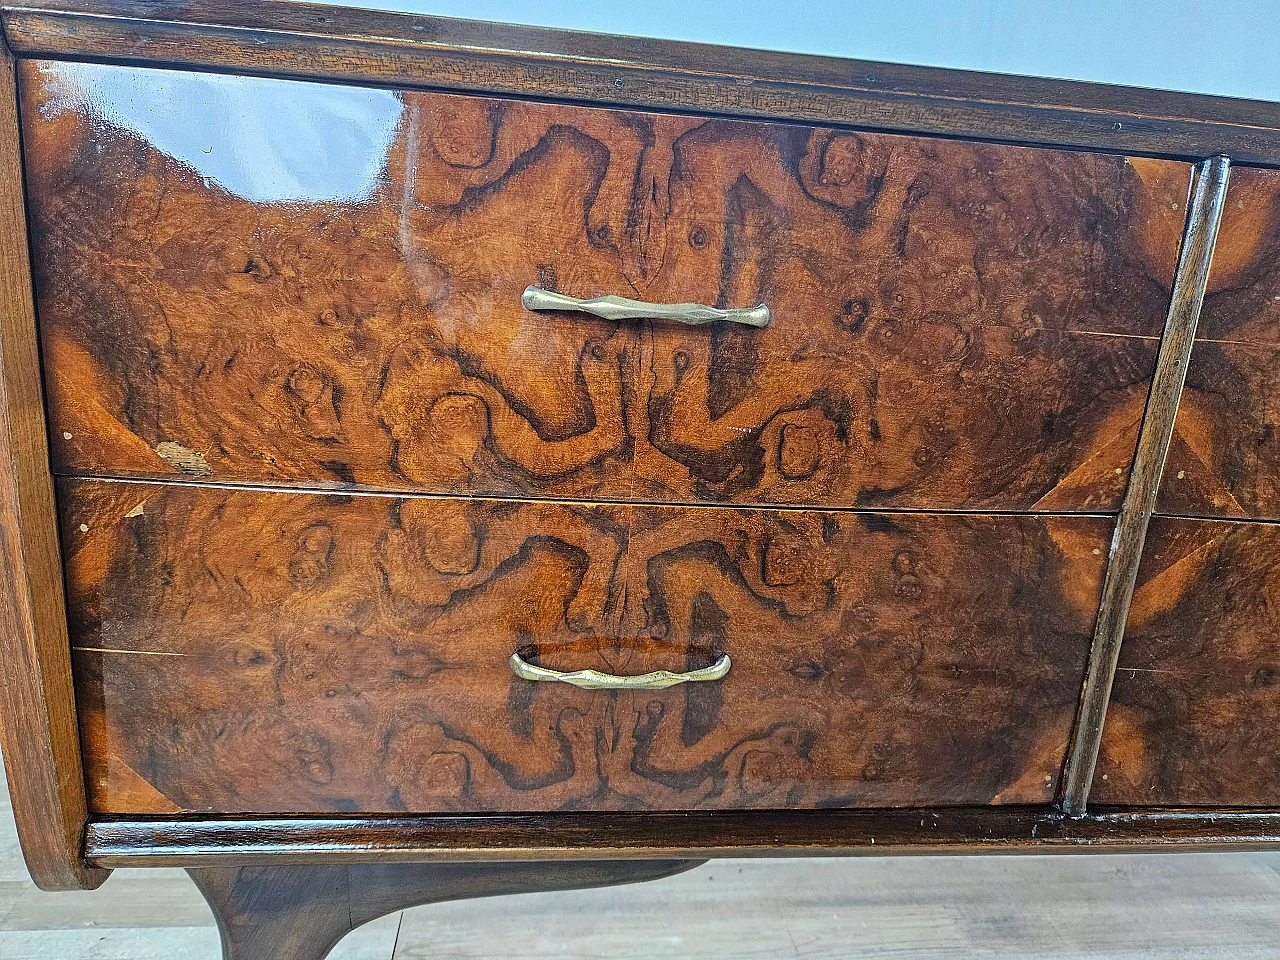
3,3,1280,957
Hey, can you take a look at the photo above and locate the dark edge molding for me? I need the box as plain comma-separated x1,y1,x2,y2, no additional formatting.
0,37,105,891
3,1,1280,163
1057,155,1231,817
84,807,1280,868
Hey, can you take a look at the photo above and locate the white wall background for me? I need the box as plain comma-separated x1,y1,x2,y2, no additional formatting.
314,0,1280,103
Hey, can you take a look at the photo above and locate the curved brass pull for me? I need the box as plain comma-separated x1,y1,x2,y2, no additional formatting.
508,652,731,690
522,285,769,328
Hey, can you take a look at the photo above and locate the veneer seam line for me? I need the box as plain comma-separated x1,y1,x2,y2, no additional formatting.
55,473,1120,519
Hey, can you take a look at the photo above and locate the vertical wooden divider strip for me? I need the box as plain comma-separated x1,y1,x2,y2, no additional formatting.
0,42,106,889
1058,155,1231,817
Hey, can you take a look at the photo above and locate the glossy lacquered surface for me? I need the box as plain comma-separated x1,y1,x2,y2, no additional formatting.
61,479,1108,814
22,60,1191,511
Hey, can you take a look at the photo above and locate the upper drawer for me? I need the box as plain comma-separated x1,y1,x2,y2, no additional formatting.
1159,167,1280,520
22,61,1189,511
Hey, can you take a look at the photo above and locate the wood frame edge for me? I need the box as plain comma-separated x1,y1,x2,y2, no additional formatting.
2,1,1280,163
0,37,104,891
1056,155,1232,816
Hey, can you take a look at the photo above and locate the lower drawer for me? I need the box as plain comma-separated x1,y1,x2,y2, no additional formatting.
60,480,1107,814
1095,517,1280,806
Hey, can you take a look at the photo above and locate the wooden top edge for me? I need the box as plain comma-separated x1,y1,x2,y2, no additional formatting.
4,0,1280,163
1,0,1272,121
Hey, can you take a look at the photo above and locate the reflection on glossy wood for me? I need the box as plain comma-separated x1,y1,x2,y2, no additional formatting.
1094,518,1280,806
23,60,1186,510
62,480,1107,814
1159,167,1280,519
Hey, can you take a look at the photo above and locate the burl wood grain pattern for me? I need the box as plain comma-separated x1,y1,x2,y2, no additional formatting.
61,479,1109,814
1094,517,1280,806
22,60,1188,511
1159,167,1280,520
1057,156,1229,817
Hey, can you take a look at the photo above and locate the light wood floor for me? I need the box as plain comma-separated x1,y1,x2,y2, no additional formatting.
4,764,1280,959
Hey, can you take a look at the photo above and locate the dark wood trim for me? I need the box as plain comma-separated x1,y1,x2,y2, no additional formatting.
0,39,104,891
84,807,1280,868
4,1,1280,163
1057,156,1232,816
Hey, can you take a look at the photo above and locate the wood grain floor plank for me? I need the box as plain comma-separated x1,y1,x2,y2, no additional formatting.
390,856,1280,960
0,876,211,930
0,927,222,959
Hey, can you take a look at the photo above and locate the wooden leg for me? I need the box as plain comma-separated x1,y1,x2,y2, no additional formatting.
190,859,706,960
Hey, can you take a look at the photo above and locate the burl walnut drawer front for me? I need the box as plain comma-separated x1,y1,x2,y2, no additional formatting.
1159,167,1280,520
23,60,1191,511
61,479,1108,814
1095,518,1280,806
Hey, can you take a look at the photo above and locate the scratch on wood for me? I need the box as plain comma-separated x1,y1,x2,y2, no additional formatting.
72,647,186,658
155,441,211,477
123,501,146,518
1116,666,1190,677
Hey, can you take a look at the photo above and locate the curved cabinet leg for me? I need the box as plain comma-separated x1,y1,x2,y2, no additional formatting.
190,859,706,960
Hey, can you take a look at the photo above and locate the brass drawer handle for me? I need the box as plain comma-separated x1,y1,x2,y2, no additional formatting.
508,652,731,690
522,285,770,328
